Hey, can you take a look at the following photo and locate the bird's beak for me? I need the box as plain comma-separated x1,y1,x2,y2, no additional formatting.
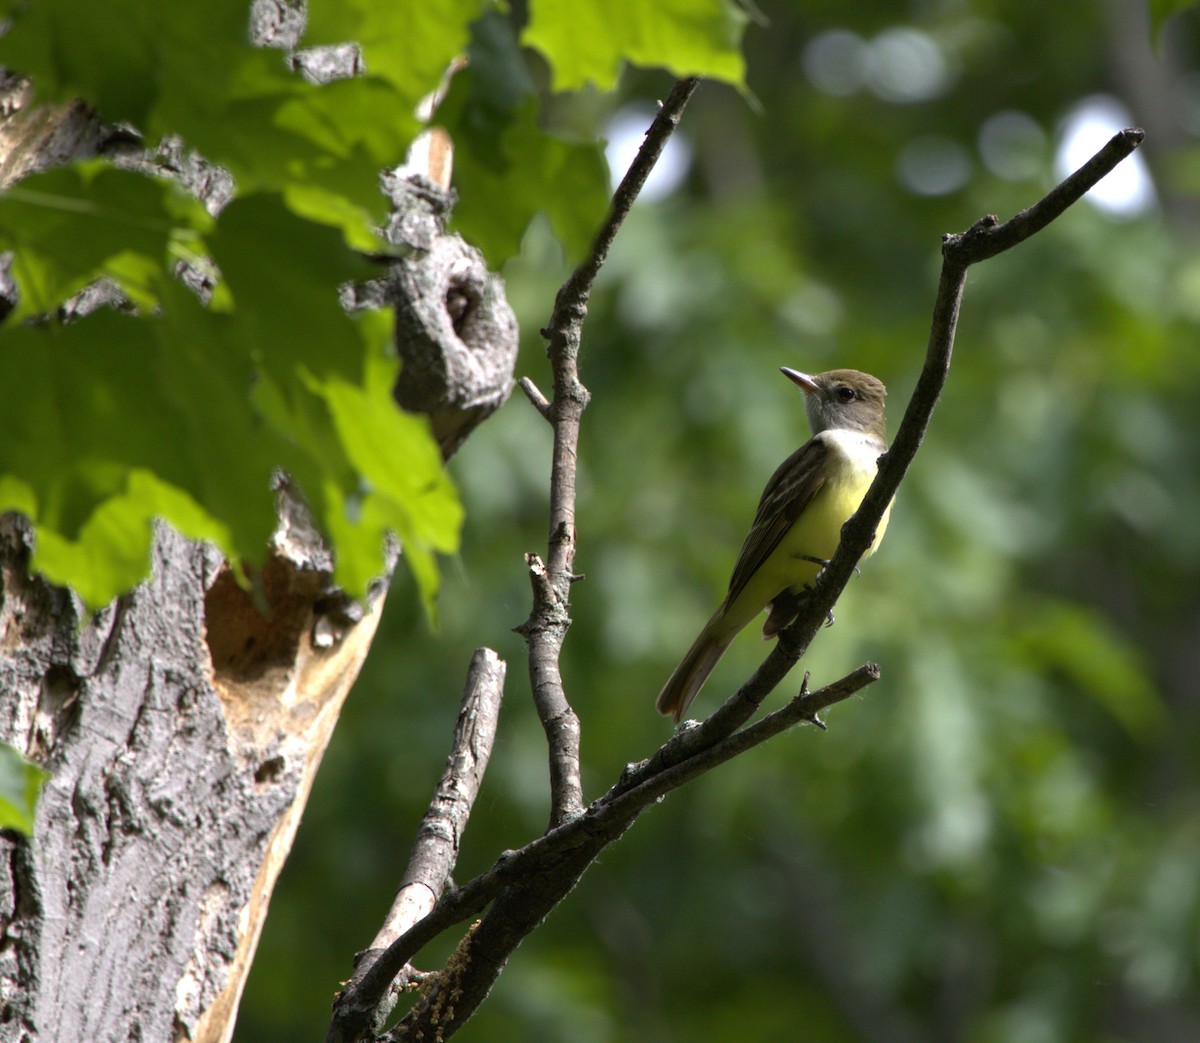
780,367,819,394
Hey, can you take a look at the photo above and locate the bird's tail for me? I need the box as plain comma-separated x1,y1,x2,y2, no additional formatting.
655,613,736,724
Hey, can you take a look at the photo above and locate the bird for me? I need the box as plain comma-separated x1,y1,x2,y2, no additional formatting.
655,367,892,723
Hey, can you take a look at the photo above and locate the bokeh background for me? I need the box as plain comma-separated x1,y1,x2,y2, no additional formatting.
238,1,1200,1040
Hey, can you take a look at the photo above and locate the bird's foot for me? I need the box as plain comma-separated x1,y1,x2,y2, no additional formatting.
800,553,861,580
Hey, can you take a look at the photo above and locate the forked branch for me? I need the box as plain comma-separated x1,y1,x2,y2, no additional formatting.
515,75,702,830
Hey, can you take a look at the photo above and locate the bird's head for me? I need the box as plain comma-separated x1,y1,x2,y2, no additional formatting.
781,367,888,441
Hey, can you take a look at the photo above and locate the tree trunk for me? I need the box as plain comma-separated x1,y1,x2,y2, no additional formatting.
0,514,383,1041
0,75,517,1043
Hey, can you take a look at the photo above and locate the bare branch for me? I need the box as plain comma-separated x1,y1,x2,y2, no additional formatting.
379,661,878,1042
517,77,704,830
514,552,584,828
606,664,881,808
329,75,707,1043
373,648,505,951
338,663,877,1043
327,650,506,1043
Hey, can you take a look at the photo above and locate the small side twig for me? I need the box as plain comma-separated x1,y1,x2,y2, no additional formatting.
327,648,505,1043
344,661,878,1019
517,376,552,421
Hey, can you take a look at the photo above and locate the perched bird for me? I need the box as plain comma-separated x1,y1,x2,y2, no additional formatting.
655,367,892,723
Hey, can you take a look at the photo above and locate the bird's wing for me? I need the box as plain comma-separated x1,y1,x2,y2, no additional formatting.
724,436,829,607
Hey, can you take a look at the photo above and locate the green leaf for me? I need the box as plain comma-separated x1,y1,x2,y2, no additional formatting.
31,474,223,608
0,164,204,320
449,95,609,264
522,0,747,92
439,45,610,264
205,193,374,379
0,315,188,535
0,2,179,129
0,313,246,606
0,4,490,612
0,475,37,518
152,290,287,561
0,1,416,240
0,744,49,837
0,2,279,152
1147,0,1200,41
0,197,457,610
161,196,462,609
310,361,463,621
282,184,386,254
306,0,491,103
213,75,421,209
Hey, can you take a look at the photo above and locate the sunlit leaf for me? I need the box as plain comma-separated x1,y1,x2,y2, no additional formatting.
0,164,204,320
522,0,747,92
0,744,49,837
311,367,463,620
306,0,490,105
439,51,609,264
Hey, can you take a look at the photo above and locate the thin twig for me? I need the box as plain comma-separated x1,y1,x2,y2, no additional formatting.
327,649,506,1043
517,376,552,421
518,77,703,830
947,127,1146,264
603,664,881,809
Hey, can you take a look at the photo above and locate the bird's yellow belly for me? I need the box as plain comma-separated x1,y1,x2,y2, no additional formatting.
725,436,891,632
775,475,890,591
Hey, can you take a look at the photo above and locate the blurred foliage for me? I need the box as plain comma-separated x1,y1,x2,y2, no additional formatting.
1152,0,1200,38
12,0,1183,1038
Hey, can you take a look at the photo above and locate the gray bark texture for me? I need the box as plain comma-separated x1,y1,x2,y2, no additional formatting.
0,39,517,1043
0,520,322,1042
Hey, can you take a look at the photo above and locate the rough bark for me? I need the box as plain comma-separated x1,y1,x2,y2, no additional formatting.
0,43,516,1043
0,515,384,1042
0,270,511,1043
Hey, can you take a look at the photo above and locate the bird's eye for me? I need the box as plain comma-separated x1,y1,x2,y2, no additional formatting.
836,386,857,402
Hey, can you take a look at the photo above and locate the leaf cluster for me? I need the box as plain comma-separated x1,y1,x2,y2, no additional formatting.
0,0,744,611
